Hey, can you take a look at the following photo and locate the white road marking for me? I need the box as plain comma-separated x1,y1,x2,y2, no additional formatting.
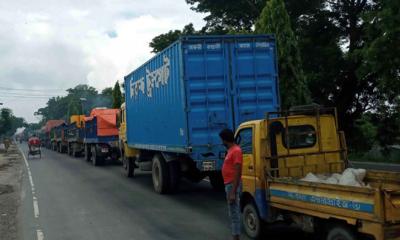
19,147,45,240
36,229,44,240
33,197,40,218
203,178,210,183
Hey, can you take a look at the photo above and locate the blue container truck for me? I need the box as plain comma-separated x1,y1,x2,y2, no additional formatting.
123,35,279,193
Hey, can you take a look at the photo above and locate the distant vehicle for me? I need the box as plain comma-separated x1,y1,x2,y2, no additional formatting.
52,123,68,153
237,106,400,240
65,115,85,157
120,35,280,193
83,108,120,166
42,120,64,149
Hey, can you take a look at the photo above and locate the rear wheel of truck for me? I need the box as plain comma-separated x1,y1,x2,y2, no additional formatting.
209,172,224,191
243,202,262,239
67,144,72,156
123,154,134,178
326,224,356,240
152,154,169,194
85,145,91,162
91,145,103,166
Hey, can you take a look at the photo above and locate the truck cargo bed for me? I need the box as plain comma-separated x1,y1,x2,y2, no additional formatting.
269,170,400,224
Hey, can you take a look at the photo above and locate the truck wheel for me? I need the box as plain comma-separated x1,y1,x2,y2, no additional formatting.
85,145,91,162
67,144,72,156
243,202,263,239
326,225,356,240
209,172,225,191
91,145,102,166
152,154,169,194
168,161,180,192
124,155,134,178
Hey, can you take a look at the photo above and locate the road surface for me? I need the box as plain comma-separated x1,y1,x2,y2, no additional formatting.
351,161,400,172
18,144,306,240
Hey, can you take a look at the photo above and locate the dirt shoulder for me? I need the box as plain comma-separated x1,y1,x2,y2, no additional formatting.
0,143,24,240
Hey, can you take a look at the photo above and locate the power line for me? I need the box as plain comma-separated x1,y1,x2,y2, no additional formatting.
0,86,67,92
0,92,58,97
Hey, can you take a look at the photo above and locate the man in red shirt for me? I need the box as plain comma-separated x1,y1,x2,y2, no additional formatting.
219,128,243,240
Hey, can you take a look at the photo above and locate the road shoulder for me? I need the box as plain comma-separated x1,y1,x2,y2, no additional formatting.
0,143,24,240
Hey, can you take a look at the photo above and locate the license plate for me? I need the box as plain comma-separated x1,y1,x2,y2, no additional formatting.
101,148,109,153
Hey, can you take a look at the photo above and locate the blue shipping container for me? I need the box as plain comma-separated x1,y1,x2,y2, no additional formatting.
124,35,279,171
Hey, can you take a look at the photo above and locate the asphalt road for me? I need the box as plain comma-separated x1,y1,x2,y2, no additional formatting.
351,161,400,172
17,144,307,240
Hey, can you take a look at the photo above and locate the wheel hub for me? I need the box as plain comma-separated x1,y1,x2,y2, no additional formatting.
246,211,257,231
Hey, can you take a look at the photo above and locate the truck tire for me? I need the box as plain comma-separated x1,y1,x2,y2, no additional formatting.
209,172,225,191
168,161,180,193
67,144,72,156
85,145,91,162
123,155,134,178
91,145,103,166
72,146,78,158
243,202,263,239
152,154,169,194
326,225,356,240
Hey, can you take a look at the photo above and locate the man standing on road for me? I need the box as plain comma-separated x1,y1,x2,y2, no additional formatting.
219,128,243,240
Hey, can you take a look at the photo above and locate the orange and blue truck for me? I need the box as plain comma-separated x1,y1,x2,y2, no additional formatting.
83,108,120,166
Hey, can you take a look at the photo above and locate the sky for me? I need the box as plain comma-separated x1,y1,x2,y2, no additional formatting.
0,0,205,123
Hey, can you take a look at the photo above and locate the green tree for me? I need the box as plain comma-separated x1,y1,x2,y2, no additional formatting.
351,114,377,152
34,84,113,122
256,0,311,109
112,81,123,109
0,108,12,136
149,24,197,53
186,0,265,31
0,108,26,137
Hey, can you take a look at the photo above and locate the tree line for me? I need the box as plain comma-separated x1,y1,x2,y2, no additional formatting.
35,82,123,125
150,0,400,154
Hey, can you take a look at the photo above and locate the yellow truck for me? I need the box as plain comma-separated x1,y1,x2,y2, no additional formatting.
118,103,139,177
237,107,400,240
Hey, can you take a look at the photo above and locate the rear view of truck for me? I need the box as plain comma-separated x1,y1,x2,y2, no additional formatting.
43,120,65,149
123,34,280,193
66,115,85,157
83,108,120,166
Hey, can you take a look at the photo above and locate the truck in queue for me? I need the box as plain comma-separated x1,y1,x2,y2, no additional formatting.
55,123,68,153
120,35,280,193
236,106,400,240
84,108,120,166
66,115,85,157
42,120,65,149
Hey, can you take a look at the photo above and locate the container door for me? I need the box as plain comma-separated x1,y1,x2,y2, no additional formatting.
183,40,235,149
230,38,279,127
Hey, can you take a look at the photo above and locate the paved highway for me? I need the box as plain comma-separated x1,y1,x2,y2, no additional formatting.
17,144,308,240
351,161,400,172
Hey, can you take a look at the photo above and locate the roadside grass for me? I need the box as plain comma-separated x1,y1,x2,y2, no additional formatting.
349,147,400,164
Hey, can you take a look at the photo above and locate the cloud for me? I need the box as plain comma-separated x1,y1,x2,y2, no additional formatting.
0,0,205,122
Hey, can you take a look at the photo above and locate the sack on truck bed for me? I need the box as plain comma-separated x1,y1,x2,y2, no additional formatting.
301,168,368,187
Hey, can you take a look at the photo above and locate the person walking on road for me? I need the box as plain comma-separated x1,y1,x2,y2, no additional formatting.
219,128,243,240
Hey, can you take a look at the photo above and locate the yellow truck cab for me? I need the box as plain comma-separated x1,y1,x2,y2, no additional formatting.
237,107,400,240
118,103,139,177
